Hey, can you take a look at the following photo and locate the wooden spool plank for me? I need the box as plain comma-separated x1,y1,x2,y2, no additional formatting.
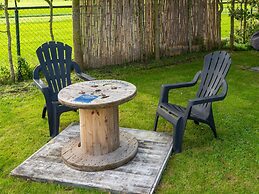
59,80,138,171
58,80,137,109
61,131,138,171
79,107,119,155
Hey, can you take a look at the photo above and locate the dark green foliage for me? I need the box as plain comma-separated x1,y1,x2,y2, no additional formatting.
17,57,32,81
228,0,259,44
0,57,32,84
221,38,254,50
0,65,11,84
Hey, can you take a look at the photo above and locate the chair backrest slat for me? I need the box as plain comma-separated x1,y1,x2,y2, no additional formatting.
36,41,73,99
56,42,67,88
50,42,63,92
196,51,231,109
64,44,72,86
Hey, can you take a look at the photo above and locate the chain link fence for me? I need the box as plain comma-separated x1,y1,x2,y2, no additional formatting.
0,5,72,77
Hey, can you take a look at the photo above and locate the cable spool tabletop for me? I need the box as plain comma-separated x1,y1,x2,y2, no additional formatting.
58,80,138,171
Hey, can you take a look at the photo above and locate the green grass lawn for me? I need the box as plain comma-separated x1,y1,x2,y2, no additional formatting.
0,50,258,193
221,14,231,38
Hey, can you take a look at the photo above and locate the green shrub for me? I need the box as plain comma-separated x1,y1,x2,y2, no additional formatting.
17,57,33,81
0,65,11,84
220,38,251,51
229,1,259,44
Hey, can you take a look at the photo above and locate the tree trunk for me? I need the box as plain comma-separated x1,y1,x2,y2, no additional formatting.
4,0,15,82
230,0,235,50
72,0,84,69
243,0,248,44
50,1,54,41
45,0,54,41
218,0,224,44
240,1,243,35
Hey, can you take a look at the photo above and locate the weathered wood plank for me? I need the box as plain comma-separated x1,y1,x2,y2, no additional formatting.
13,159,154,193
11,125,173,194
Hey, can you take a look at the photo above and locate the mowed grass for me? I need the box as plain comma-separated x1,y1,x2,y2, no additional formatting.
221,14,231,38
0,51,258,193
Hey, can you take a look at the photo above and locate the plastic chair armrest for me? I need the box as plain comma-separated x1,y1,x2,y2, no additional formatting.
160,71,201,103
188,80,228,106
76,72,95,81
71,61,95,81
33,78,48,92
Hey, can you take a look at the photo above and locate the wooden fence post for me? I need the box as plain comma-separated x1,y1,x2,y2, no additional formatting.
138,0,145,62
187,0,193,52
154,0,160,60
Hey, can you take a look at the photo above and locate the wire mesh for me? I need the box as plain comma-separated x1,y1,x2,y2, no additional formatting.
0,6,72,71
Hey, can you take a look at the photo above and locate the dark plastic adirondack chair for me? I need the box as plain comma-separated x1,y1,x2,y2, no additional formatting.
33,41,94,137
154,51,231,153
251,31,259,51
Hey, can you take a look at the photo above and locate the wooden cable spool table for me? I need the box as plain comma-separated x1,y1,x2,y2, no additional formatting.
58,80,138,171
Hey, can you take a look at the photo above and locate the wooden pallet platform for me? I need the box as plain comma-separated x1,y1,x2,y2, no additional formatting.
11,124,173,194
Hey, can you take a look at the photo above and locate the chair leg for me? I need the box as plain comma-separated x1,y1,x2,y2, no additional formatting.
153,113,159,131
208,114,217,138
173,117,186,154
46,105,54,137
42,104,47,118
51,105,60,138
51,115,60,138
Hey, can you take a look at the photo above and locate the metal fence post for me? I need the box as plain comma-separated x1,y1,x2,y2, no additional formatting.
14,1,22,81
15,6,21,56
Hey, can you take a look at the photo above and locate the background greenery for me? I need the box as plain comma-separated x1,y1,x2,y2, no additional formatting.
0,51,258,193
